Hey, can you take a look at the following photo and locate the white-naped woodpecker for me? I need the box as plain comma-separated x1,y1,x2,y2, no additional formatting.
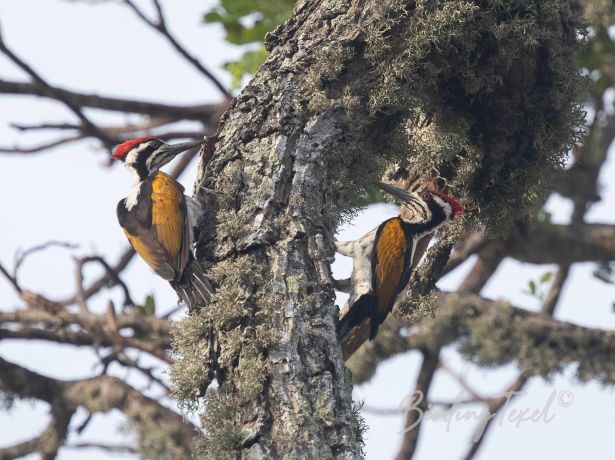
336,181,463,341
112,136,213,311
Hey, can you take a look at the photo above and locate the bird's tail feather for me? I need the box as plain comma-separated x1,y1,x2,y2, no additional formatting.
337,294,374,340
172,259,213,312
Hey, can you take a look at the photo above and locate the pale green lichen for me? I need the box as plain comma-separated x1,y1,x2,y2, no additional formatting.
308,0,586,234
196,387,244,459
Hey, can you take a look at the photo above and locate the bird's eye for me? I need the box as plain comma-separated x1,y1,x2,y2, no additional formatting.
151,141,160,148
421,191,431,201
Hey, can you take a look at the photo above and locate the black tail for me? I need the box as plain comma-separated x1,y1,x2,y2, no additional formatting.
172,259,213,312
337,294,374,340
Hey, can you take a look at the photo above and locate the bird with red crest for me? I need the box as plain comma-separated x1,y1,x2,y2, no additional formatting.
112,136,213,311
335,181,463,357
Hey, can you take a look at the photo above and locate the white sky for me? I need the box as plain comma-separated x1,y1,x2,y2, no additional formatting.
1,1,615,459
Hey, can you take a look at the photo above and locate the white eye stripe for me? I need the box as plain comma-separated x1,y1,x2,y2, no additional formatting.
431,195,453,220
124,142,153,165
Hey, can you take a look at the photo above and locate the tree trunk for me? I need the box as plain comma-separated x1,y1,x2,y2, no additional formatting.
170,0,583,457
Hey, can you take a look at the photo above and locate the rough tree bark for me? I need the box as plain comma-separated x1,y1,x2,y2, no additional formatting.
169,0,583,457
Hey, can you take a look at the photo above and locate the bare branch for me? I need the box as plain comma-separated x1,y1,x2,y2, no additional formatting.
14,240,79,281
122,0,232,99
395,349,439,460
457,240,507,294
0,308,172,350
60,248,135,307
0,36,116,147
0,407,75,460
79,256,135,307
439,361,484,401
10,122,80,131
508,222,615,265
441,230,487,276
65,442,136,454
0,356,196,457
0,78,224,120
0,135,84,154
462,373,530,460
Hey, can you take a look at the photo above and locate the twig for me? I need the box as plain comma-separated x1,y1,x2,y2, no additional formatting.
79,256,135,307
11,122,80,131
0,262,21,293
463,373,530,460
122,0,231,99
0,135,84,154
439,361,484,401
74,257,93,315
75,412,94,435
542,264,571,316
65,442,137,454
60,248,135,307
0,33,116,147
14,240,79,280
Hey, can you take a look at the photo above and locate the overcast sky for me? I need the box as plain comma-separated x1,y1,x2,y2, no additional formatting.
1,1,614,459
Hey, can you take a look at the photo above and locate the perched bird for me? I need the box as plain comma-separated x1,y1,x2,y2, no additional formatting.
336,181,463,341
112,136,213,311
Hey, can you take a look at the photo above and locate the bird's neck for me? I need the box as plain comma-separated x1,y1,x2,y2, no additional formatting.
125,170,159,210
400,218,440,241
126,162,155,182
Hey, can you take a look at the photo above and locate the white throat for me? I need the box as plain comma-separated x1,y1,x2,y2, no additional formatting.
124,164,144,210
125,179,141,210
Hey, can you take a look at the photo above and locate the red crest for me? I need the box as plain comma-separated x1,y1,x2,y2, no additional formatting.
112,136,155,160
431,190,464,218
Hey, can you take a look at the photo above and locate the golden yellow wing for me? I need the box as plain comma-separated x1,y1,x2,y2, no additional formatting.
372,217,411,337
118,172,189,281
150,172,186,262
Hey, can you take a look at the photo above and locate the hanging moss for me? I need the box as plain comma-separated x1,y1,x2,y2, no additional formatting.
309,0,586,233
196,387,244,458
169,309,215,411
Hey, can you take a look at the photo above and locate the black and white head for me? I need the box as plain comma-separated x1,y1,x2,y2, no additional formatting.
112,136,206,180
376,181,464,229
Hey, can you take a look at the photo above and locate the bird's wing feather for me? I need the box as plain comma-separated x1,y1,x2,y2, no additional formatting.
150,172,189,276
370,217,414,339
117,172,188,281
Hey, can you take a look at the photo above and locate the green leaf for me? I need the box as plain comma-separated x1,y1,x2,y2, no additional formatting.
143,294,156,315
539,271,553,284
203,0,296,86
133,294,156,316
528,280,537,296
224,47,269,89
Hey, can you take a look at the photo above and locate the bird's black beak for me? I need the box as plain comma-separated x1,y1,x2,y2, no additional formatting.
159,138,208,158
375,181,421,205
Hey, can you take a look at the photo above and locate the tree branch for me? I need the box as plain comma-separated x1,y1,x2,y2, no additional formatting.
0,36,116,147
0,356,196,458
0,78,224,120
122,0,231,99
508,222,615,264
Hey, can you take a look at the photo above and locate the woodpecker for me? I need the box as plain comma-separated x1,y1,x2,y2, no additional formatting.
112,136,213,311
336,181,463,341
